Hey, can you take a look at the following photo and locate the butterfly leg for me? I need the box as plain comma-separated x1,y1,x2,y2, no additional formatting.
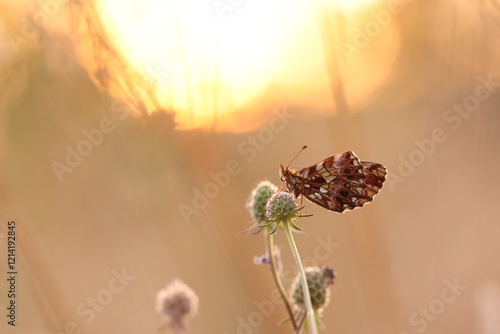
298,194,304,215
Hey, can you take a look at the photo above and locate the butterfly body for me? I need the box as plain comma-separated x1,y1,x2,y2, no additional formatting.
280,151,386,213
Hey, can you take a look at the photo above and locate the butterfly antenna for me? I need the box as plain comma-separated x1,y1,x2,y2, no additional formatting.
280,145,307,193
286,145,308,169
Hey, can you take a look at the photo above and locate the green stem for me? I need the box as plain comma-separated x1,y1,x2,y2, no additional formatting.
267,232,298,330
283,220,318,334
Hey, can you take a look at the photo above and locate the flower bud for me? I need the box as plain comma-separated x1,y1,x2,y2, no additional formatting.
247,181,278,224
265,191,299,222
291,266,334,313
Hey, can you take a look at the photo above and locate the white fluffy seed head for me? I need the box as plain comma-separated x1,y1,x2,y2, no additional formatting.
156,279,199,329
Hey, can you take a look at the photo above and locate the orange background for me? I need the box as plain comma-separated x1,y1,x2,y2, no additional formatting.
0,1,499,333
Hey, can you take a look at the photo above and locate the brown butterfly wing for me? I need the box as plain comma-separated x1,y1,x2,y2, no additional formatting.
287,151,386,213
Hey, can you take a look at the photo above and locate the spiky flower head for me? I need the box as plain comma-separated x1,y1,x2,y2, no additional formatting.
265,191,298,221
247,181,279,225
260,191,310,234
291,266,335,313
156,279,199,331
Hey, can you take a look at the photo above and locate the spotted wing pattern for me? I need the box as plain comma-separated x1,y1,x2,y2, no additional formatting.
281,151,386,213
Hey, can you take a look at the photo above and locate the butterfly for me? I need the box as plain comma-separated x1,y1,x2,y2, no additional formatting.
280,147,386,213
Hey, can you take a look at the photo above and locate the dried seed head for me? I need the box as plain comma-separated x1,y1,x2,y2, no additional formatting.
156,279,199,330
291,267,333,313
247,181,279,224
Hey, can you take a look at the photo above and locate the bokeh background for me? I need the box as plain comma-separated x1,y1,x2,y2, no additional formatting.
1,0,500,333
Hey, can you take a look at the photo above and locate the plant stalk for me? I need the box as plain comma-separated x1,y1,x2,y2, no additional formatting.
283,220,318,334
267,231,298,330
